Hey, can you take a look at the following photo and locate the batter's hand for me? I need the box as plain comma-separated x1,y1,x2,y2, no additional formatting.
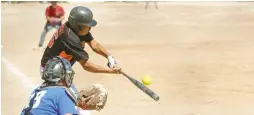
106,67,121,74
107,56,121,74
107,56,118,68
112,65,121,72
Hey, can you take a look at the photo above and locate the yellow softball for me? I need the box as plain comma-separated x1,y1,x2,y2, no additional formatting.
142,75,152,85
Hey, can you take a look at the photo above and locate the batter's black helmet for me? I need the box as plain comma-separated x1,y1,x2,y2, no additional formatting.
68,6,97,32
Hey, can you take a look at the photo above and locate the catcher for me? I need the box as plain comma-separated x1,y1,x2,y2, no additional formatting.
21,56,108,115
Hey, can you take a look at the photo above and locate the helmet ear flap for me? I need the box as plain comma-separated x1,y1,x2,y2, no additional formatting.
42,71,53,81
55,56,74,88
41,59,52,80
64,72,73,88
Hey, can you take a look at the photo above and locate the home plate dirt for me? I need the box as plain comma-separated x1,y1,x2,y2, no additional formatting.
2,2,254,115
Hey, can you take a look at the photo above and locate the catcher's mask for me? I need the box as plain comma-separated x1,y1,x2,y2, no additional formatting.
42,56,74,88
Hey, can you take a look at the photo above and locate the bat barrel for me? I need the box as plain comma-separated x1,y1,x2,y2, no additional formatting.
121,71,160,101
152,94,160,101
136,84,160,101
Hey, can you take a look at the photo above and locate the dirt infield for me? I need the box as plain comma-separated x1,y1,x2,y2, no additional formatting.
2,2,254,115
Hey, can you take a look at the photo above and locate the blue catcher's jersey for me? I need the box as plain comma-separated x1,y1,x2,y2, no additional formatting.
20,84,78,115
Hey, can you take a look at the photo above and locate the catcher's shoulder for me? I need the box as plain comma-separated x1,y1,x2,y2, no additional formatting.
44,87,67,96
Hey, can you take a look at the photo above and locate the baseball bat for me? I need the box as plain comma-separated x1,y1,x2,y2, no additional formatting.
120,71,160,101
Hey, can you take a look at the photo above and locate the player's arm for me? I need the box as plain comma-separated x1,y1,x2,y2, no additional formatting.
58,6,65,21
46,16,52,22
59,15,64,21
54,15,64,23
54,7,65,22
87,39,110,58
84,33,120,69
79,59,117,73
80,32,110,58
61,37,119,74
45,7,52,22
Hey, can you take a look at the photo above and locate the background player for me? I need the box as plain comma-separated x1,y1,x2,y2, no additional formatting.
145,1,158,9
39,1,65,48
40,6,121,75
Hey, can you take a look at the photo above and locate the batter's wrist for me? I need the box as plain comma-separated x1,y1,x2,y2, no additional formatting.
105,69,115,74
107,56,113,60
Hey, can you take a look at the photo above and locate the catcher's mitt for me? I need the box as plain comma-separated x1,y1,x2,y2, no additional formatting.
77,84,108,111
